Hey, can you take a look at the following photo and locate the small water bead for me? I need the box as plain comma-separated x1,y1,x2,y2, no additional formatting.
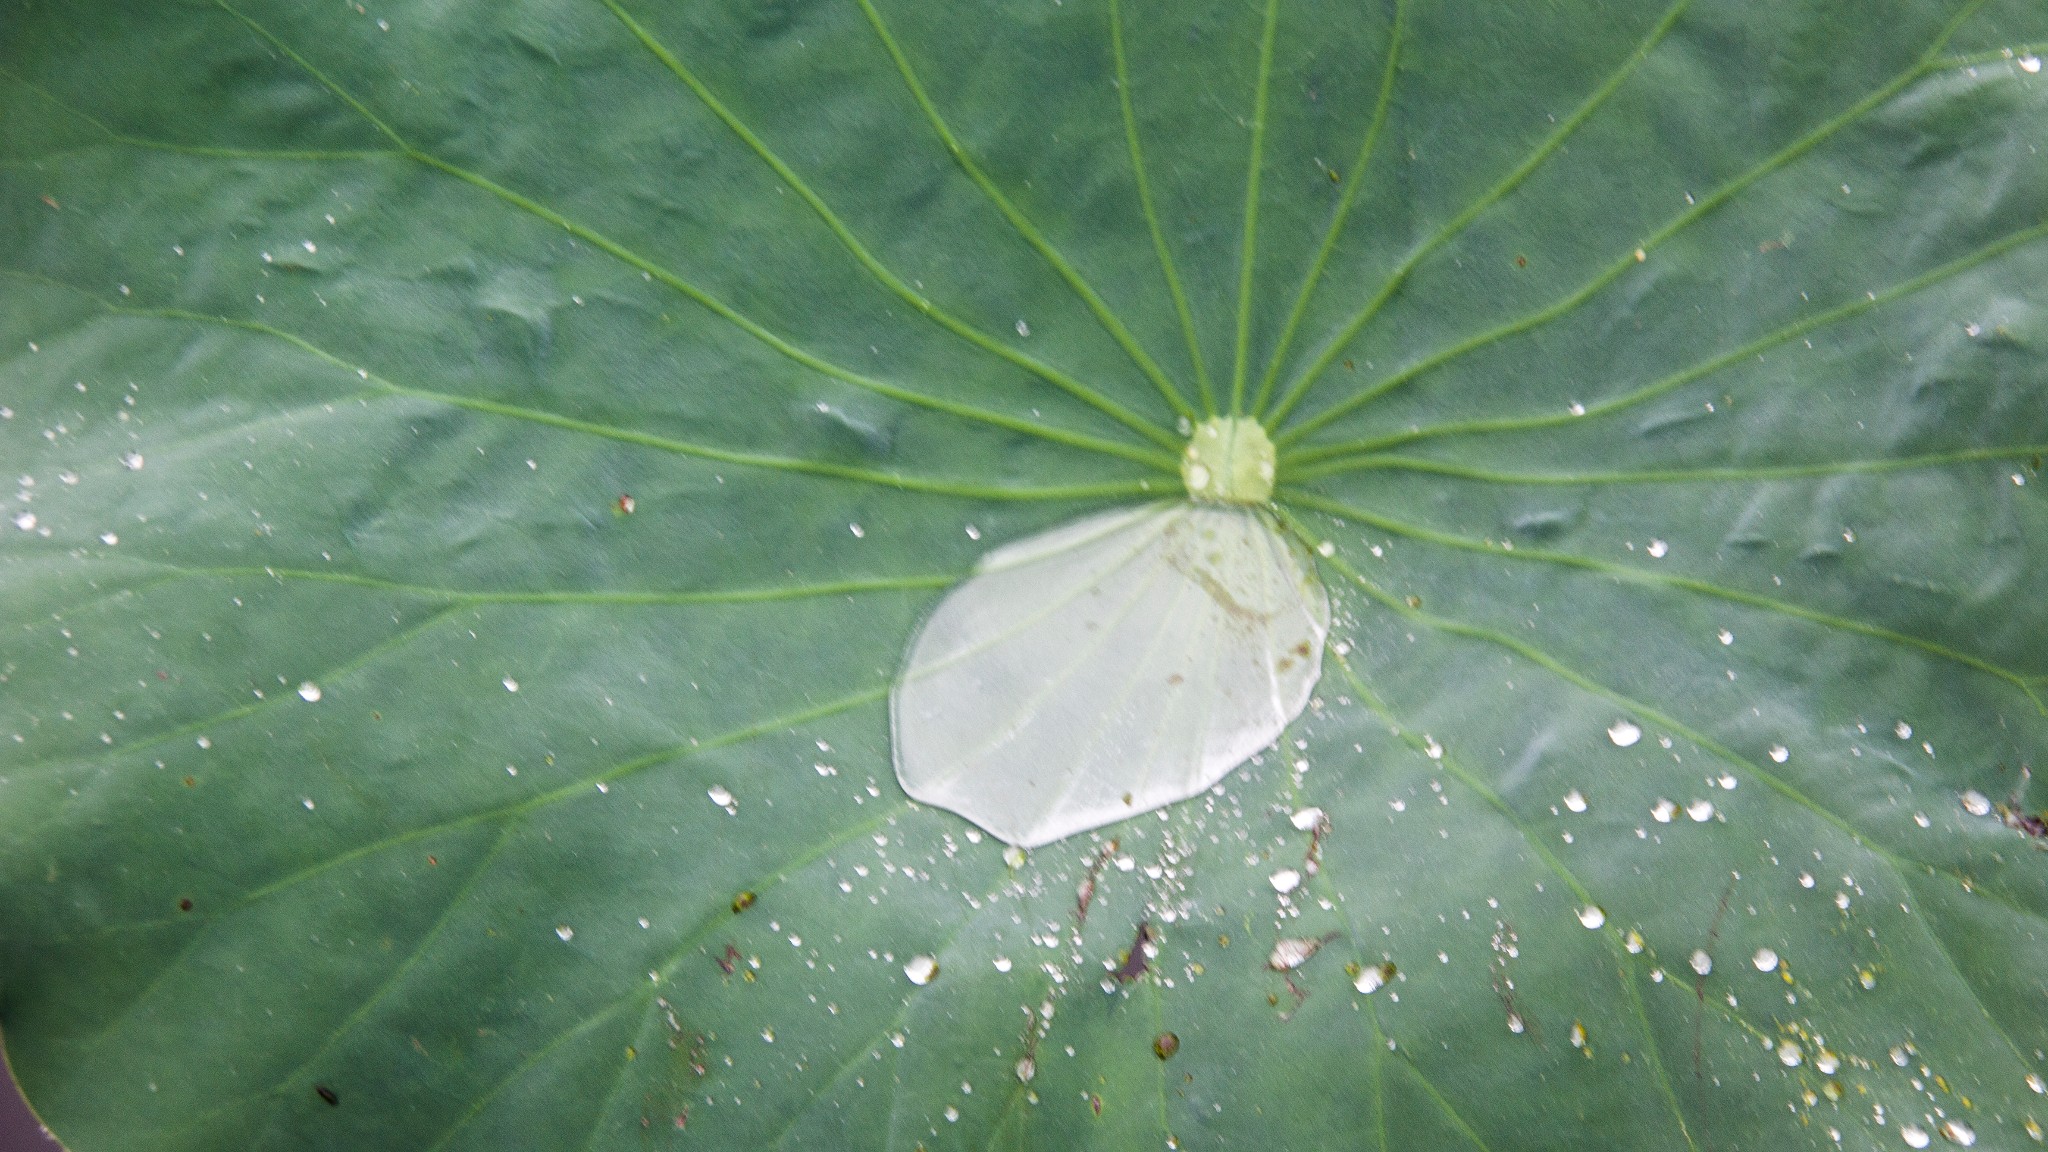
297,681,322,702
1768,745,1789,763
555,925,574,942
1753,948,1779,973
943,1106,959,1123
1900,1125,1931,1149
1624,930,1645,954
1268,938,1322,971
1939,1121,1975,1147
903,955,939,986
100,533,118,545
1651,798,1676,823
1003,845,1027,869
1269,869,1302,894
1423,736,1443,760
1687,799,1715,822
707,785,736,811
2021,54,2042,72
1961,790,1992,817
1816,1050,1839,1075
1607,720,1642,747
196,736,212,750
1577,905,1606,930
1014,1057,1035,1084
1895,721,1913,740
1778,1040,1803,1067
1014,319,1030,337
1798,872,1815,888
11,512,34,531
1645,539,1669,559
993,957,1012,973
1289,807,1326,831
1717,774,1738,791
1913,812,1931,828
1717,628,1734,645
502,677,519,692
1563,789,1588,813
121,451,144,470
1690,950,1712,976
1570,1021,1588,1048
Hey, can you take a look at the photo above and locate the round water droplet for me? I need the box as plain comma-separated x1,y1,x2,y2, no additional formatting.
1777,1040,1802,1067
1753,947,1778,973
1816,1049,1839,1075
1423,735,1444,760
1716,628,1734,645
1290,807,1326,831
1645,539,1669,559
1900,1124,1931,1149
1607,720,1642,747
11,512,34,531
2020,54,2042,73
707,785,735,808
1014,1057,1035,1083
2026,1072,2045,1094
1798,871,1815,888
993,956,1012,973
196,736,212,750
502,677,519,692
1014,319,1030,337
904,954,939,986
1912,812,1931,828
555,925,573,942
1269,868,1302,894
1651,798,1676,823
1687,799,1715,822
943,1105,959,1123
1895,721,1913,740
1768,745,1790,763
1961,790,1992,817
1570,1020,1588,1048
1563,789,1588,813
1268,938,1319,971
100,532,118,545
1939,1120,1975,1147
1003,845,1027,869
1689,950,1712,976
120,451,144,471
1624,930,1644,954
297,681,322,702
1577,905,1606,930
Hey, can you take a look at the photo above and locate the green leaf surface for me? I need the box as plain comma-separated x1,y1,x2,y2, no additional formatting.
4,0,2047,1148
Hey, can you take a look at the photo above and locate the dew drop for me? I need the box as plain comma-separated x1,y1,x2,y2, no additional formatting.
1577,905,1606,930
904,955,939,986
1563,789,1588,813
1717,628,1734,645
1768,745,1790,764
1895,721,1913,740
1651,798,1676,823
1003,845,1027,869
943,1105,959,1123
1268,938,1321,971
1939,1120,1975,1147
1624,930,1644,954
1778,1040,1803,1067
1689,950,1712,976
2027,1072,2045,1094
1645,539,1669,559
297,681,322,702
1901,1124,1931,1149
556,925,574,942
120,451,144,471
1912,812,1931,828
1798,872,1815,888
1269,868,1302,895
849,523,865,538
11,512,34,532
2021,54,2042,72
1422,735,1443,760
1686,799,1715,822
993,957,1012,973
100,533,119,545
196,736,212,750
1961,790,1992,817
1607,720,1642,747
1568,401,1586,416
1753,947,1778,973
502,677,519,692
1816,1050,1839,1075
1014,319,1030,338
1506,1013,1525,1035
707,785,735,809
1290,807,1326,830
1014,1057,1035,1083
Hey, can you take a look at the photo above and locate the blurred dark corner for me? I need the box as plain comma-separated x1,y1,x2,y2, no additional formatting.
0,1043,61,1152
